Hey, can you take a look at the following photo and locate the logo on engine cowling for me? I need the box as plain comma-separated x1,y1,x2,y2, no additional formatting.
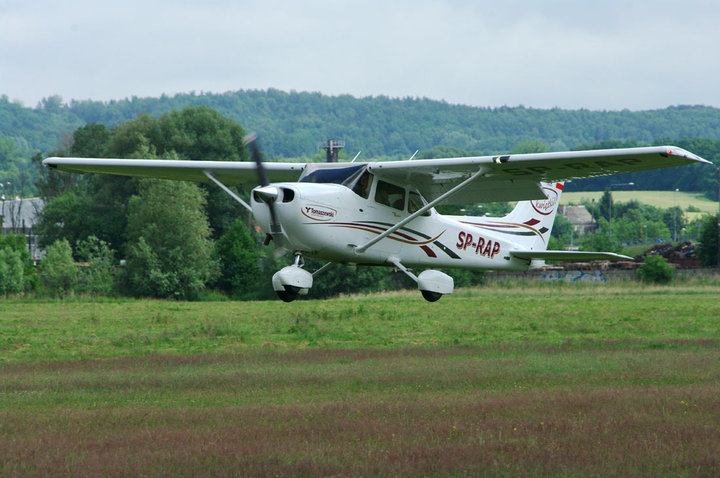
301,205,337,221
531,187,559,216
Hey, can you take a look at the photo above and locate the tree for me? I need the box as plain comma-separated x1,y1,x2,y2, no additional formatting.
581,218,622,253
0,233,35,292
70,123,110,157
124,179,217,299
697,214,719,266
76,235,116,295
0,248,24,296
508,140,549,154
40,239,77,297
549,214,574,249
213,219,261,298
597,190,613,224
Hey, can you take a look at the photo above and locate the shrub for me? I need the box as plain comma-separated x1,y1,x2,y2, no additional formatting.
76,235,116,295
637,255,674,284
40,239,78,297
0,248,24,296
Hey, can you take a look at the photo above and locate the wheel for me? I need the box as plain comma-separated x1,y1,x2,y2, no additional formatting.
276,285,301,302
421,290,443,302
276,290,298,302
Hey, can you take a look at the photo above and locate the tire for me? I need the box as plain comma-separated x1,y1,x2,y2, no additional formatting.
421,290,443,302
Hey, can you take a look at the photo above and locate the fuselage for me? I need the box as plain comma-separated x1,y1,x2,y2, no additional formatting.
251,181,532,271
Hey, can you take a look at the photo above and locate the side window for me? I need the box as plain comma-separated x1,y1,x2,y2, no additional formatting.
375,180,406,210
408,192,431,216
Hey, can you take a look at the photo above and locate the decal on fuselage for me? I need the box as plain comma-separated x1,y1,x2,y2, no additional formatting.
301,205,337,221
456,231,501,258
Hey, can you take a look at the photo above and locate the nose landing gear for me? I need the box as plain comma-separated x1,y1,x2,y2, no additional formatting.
271,254,313,302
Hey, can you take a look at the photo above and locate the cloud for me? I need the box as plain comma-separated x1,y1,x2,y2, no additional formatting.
1,0,719,110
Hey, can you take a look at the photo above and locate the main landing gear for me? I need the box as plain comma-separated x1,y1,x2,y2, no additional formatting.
389,258,454,302
271,254,453,303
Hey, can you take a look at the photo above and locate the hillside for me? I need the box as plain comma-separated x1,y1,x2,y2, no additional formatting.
1,90,719,198
3,90,720,159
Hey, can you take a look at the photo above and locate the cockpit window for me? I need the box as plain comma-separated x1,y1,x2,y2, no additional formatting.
375,180,406,210
351,171,373,198
299,164,366,185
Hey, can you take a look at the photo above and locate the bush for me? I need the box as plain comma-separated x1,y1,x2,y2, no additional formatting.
0,233,35,293
0,248,24,296
40,239,78,297
637,255,674,284
76,235,116,295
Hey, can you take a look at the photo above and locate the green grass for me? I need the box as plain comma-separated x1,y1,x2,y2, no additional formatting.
563,190,719,221
2,284,720,364
2,283,720,476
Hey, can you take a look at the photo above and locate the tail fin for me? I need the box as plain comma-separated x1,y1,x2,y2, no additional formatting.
486,181,564,252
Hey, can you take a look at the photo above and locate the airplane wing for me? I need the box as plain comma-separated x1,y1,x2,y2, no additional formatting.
366,146,710,205
44,146,709,204
42,157,305,186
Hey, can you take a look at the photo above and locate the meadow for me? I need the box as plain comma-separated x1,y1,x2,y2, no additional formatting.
562,190,719,222
2,283,720,476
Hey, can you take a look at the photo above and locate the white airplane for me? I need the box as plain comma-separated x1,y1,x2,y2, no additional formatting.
44,143,709,301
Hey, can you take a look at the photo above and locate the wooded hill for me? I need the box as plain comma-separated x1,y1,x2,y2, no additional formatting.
1,89,719,197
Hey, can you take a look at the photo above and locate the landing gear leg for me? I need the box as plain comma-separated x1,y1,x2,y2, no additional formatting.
387,257,454,302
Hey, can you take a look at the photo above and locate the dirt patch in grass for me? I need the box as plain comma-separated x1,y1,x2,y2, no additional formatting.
3,346,720,476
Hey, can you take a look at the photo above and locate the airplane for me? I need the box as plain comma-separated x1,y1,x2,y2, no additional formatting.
44,143,709,302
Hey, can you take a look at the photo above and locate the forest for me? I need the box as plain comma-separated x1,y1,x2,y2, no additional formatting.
2,89,720,198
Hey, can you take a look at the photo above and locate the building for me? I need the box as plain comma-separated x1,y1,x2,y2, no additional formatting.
0,197,44,261
558,204,595,234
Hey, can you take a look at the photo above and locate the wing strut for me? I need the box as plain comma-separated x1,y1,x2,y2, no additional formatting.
203,171,252,212
355,168,487,254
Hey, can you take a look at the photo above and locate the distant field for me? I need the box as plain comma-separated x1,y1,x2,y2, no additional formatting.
2,284,720,476
562,190,718,221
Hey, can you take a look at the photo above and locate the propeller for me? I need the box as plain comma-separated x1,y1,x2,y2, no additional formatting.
244,134,281,243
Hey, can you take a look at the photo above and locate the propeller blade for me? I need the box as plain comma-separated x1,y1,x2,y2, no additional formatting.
244,134,281,239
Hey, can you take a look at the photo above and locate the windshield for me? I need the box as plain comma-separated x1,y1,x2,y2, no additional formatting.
299,163,366,185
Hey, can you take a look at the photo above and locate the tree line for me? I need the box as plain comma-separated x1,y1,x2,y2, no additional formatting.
2,90,720,196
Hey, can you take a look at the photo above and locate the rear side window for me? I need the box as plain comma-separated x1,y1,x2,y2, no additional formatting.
408,192,430,216
375,180,405,210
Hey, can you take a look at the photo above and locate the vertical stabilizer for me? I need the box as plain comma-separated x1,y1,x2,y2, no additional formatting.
485,181,564,252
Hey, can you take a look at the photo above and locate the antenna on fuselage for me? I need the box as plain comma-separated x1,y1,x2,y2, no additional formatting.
351,151,362,163
408,150,419,161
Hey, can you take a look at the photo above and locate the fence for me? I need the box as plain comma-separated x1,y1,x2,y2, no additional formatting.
482,267,720,284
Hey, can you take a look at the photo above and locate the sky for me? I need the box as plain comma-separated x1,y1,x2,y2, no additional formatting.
1,0,719,111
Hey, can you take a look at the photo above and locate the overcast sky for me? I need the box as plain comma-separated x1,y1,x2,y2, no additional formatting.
2,0,718,111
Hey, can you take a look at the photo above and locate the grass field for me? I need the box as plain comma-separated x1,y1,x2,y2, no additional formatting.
2,283,720,476
562,190,719,222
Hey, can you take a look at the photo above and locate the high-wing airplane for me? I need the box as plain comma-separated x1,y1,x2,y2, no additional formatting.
44,143,709,301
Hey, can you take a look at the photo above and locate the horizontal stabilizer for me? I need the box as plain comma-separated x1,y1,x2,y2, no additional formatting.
510,250,633,262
